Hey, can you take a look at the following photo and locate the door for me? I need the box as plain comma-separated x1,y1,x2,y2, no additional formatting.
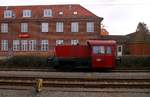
91,46,106,68
117,45,122,56
91,46,115,69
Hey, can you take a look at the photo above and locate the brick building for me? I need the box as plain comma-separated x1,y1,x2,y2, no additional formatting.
101,31,150,56
0,4,103,57
126,31,150,55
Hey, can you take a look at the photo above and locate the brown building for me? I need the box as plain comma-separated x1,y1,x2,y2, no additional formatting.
126,31,150,55
0,4,103,57
101,31,150,56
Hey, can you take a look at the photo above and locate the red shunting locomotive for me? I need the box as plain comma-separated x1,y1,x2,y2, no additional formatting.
48,40,117,70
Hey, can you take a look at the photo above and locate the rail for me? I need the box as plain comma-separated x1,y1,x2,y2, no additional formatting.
0,76,150,89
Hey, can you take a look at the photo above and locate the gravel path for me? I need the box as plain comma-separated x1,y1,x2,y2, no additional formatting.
0,87,149,97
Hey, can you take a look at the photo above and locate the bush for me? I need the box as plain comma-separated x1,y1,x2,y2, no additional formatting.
117,55,150,69
0,55,49,68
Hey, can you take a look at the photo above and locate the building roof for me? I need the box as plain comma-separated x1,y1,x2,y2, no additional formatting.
87,40,116,46
127,31,150,43
100,35,128,44
0,4,103,20
100,30,150,44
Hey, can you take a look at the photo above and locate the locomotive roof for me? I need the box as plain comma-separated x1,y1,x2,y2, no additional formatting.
87,40,116,46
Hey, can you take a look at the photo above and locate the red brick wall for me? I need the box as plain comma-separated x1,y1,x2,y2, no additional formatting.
0,5,102,57
127,43,150,55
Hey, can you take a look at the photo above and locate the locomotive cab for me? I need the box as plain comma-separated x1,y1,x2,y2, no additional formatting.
87,40,116,69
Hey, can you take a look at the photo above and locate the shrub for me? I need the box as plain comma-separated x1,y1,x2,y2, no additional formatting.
117,55,150,69
0,55,49,68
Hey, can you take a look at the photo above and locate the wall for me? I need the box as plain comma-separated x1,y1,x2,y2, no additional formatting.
127,43,150,55
0,5,102,57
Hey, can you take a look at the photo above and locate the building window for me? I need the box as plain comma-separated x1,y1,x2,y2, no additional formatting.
73,11,77,15
87,22,94,32
41,40,49,51
59,11,63,15
56,22,63,32
71,22,79,32
71,40,79,45
1,23,8,33
56,40,64,45
41,23,48,32
4,10,12,18
44,9,52,17
13,40,20,51
29,40,36,51
23,10,31,17
1,40,8,51
21,23,28,32
21,40,28,51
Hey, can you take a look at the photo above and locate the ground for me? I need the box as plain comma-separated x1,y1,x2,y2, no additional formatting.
0,87,149,97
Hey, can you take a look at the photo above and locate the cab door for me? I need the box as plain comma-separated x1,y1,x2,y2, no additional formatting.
91,45,115,69
91,46,106,68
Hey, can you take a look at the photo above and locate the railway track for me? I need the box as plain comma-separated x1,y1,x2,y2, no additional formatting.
0,76,150,89
0,68,150,72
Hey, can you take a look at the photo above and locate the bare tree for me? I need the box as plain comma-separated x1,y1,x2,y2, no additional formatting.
136,22,149,33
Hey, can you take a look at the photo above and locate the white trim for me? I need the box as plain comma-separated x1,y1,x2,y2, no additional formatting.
1,23,8,33
71,22,79,32
23,10,31,17
4,10,12,18
44,9,52,17
41,23,48,32
87,22,94,32
56,22,63,32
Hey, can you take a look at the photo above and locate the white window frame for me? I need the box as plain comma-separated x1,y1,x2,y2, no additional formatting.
71,22,79,32
21,40,28,51
29,40,36,51
1,40,8,51
41,23,48,32
44,9,52,17
56,40,64,45
21,23,28,32
41,40,49,51
71,40,79,45
1,23,8,33
4,10,12,18
73,11,78,15
23,10,31,17
56,22,63,32
13,40,20,51
87,22,94,32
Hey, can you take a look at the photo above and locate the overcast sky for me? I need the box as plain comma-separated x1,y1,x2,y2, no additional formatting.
0,0,150,35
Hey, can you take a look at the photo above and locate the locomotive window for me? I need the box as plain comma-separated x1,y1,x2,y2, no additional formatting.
106,46,112,54
92,46,105,54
